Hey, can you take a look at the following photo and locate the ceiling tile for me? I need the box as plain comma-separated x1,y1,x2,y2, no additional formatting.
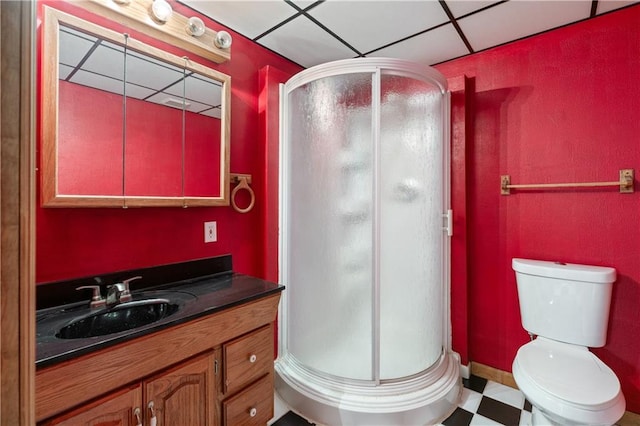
70,70,125,96
307,0,449,54
445,1,502,18
597,0,639,14
180,0,299,39
459,0,592,52
125,83,156,99
122,53,184,90
200,107,222,119
184,75,223,106
289,0,319,10
258,15,357,68
59,27,97,68
82,44,125,81
368,23,470,66
59,64,74,80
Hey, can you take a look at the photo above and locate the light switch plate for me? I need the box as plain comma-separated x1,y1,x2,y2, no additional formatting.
204,221,217,243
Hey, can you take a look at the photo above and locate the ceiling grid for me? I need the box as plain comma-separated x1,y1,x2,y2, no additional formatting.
179,0,639,68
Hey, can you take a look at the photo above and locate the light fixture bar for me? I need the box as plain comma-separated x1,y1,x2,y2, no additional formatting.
74,0,230,63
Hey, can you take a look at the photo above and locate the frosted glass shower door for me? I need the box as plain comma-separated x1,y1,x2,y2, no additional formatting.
277,59,455,425
378,73,445,379
286,73,375,381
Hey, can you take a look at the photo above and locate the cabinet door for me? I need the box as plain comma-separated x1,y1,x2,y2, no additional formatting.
144,352,216,426
40,384,142,426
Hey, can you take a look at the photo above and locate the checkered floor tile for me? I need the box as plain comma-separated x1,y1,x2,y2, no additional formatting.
443,375,532,426
272,375,532,426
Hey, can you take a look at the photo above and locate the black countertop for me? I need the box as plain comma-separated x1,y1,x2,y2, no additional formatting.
36,256,284,369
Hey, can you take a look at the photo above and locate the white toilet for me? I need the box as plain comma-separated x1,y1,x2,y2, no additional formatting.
512,258,626,426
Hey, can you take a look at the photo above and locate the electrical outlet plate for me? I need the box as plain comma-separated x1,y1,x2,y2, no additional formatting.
204,221,217,243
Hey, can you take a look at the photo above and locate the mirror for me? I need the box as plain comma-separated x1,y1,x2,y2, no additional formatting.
41,6,230,207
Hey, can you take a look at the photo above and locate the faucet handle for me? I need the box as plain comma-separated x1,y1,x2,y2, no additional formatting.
122,276,142,289
76,285,105,309
119,276,142,302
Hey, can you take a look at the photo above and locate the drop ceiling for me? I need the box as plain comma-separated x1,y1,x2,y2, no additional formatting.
179,0,639,68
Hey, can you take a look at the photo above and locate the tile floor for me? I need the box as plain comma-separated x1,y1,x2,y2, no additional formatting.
443,375,532,426
272,375,532,426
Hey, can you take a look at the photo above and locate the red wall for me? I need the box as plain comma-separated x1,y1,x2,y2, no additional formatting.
436,5,640,412
38,0,640,414
58,81,220,196
36,0,302,283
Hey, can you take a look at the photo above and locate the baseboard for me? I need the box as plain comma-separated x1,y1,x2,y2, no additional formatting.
470,362,640,425
470,362,517,389
619,411,640,426
459,362,470,379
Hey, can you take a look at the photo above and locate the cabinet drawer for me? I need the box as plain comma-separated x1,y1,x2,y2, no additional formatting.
224,325,273,393
223,374,273,426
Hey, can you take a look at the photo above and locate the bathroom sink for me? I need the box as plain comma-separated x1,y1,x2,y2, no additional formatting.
56,298,179,339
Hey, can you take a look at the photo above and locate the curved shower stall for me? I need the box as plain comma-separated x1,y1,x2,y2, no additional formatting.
275,58,460,425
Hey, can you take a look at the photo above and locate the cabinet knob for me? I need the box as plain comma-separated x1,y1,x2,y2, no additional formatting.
249,407,257,417
249,354,257,363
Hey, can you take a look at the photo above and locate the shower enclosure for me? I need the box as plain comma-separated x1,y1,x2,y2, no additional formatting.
275,58,460,425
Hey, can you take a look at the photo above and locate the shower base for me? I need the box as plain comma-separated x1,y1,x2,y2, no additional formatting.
275,351,461,426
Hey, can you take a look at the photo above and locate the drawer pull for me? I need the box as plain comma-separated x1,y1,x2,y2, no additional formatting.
249,407,257,417
148,401,157,426
133,407,142,426
249,354,257,363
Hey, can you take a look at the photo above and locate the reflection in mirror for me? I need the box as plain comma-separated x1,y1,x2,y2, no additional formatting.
57,25,125,197
42,7,230,207
122,49,185,198
184,70,223,198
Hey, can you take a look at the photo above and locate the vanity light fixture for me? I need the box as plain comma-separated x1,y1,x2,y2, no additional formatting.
150,0,173,24
186,16,206,37
74,0,231,63
214,30,232,49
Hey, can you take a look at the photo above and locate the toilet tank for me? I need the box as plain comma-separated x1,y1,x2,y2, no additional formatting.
512,258,616,347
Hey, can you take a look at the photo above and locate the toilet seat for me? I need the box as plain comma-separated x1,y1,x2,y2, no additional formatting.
513,338,625,424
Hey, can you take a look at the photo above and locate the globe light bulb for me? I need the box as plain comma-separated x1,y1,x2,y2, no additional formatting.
214,30,232,49
186,17,206,37
150,0,172,24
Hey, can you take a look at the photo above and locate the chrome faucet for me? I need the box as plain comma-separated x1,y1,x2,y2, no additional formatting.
106,283,126,307
106,276,142,307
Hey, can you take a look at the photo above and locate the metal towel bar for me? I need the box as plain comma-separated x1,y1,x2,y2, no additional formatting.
501,169,634,195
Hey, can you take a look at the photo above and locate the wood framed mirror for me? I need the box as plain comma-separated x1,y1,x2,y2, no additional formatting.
41,6,230,207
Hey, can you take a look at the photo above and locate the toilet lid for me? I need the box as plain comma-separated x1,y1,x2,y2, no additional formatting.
516,338,621,407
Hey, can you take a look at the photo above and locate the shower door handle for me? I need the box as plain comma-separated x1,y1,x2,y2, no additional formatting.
442,210,453,237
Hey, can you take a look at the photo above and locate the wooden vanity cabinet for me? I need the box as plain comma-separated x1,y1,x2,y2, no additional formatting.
41,352,217,426
36,294,281,426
